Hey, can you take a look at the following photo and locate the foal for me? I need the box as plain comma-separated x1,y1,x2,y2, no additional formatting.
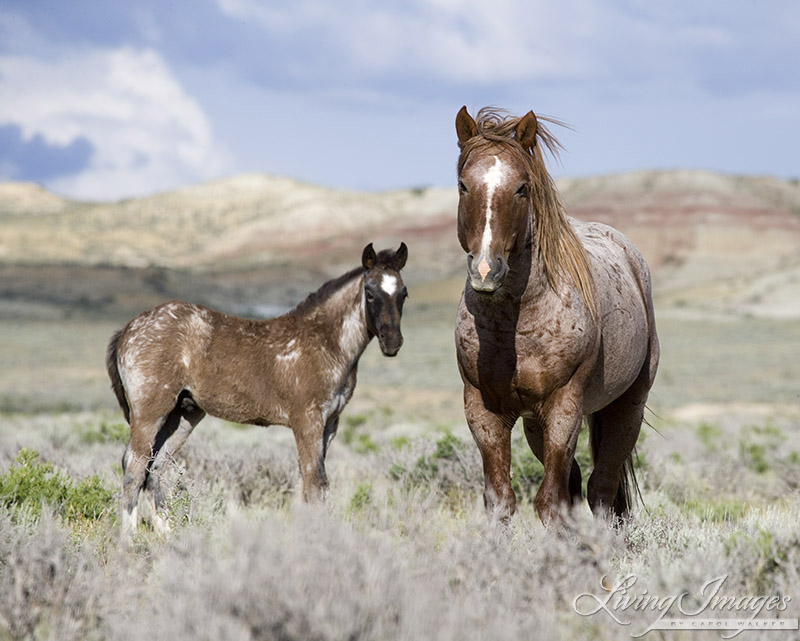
107,243,408,537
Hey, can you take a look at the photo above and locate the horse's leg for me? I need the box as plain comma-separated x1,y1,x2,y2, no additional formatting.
522,417,582,505
588,334,658,520
463,381,517,520
122,413,167,540
143,396,206,534
322,414,339,458
586,381,649,520
121,442,147,539
534,385,583,525
587,332,657,521
292,411,328,503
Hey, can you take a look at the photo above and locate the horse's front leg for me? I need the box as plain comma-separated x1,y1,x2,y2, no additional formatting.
535,383,584,525
463,381,517,521
292,411,329,503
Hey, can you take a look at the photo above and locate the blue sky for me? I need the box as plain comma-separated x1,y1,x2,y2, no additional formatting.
0,0,798,201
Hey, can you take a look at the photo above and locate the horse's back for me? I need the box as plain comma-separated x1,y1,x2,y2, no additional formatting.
575,219,654,304
572,219,659,412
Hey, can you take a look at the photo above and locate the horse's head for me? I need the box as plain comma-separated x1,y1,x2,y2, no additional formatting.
361,242,408,357
455,106,538,294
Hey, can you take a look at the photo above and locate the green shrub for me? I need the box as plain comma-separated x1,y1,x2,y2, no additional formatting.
353,433,379,454
390,436,411,450
740,441,770,474
697,422,723,452
341,414,377,454
348,482,373,513
79,419,129,445
0,448,114,523
433,431,461,460
510,448,544,502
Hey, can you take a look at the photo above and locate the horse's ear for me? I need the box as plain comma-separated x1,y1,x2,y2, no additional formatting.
456,106,477,146
394,242,408,270
362,243,377,269
515,110,538,150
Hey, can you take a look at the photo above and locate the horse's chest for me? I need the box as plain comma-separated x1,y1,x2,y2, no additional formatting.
457,304,592,403
321,367,357,421
514,335,582,398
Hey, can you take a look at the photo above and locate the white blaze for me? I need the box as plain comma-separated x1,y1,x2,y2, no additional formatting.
478,156,509,273
381,274,398,296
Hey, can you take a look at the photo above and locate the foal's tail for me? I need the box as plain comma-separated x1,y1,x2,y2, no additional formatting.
587,413,641,518
106,329,130,424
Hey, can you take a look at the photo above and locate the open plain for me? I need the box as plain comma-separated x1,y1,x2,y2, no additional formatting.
1,170,799,640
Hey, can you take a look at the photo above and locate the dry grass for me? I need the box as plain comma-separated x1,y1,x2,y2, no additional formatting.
1,406,799,641
1,301,799,639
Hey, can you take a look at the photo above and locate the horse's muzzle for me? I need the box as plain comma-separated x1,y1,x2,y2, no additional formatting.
378,331,403,357
467,253,507,293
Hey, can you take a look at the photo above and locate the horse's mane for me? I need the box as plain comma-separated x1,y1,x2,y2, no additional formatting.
458,107,596,316
291,266,365,317
290,248,397,317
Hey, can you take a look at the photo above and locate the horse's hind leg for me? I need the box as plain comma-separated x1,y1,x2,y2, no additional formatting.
588,340,657,521
587,389,647,520
121,433,154,539
121,392,182,539
523,417,583,505
143,393,205,533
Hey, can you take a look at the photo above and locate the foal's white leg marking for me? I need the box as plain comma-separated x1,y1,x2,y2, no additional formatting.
381,274,398,296
478,156,510,281
122,505,138,538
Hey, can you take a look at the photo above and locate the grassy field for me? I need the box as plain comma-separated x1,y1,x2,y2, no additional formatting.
1,297,800,640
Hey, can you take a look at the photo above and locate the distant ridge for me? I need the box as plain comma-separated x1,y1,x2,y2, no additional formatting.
1,169,799,317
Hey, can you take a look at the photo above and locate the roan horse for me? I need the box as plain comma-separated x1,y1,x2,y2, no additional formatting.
107,243,408,537
454,106,659,524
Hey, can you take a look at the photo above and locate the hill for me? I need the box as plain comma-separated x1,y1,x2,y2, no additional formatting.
1,170,799,318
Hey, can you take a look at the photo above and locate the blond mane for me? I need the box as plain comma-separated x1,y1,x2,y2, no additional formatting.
458,108,596,316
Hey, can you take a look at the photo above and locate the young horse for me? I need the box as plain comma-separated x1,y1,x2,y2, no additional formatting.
107,243,408,537
454,106,659,524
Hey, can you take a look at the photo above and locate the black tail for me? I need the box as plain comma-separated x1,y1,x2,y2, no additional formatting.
106,329,130,424
588,412,641,518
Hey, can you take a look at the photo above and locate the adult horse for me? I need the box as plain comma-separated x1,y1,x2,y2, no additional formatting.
107,243,408,537
454,106,659,524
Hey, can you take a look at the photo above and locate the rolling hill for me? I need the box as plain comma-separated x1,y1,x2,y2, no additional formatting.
1,170,798,319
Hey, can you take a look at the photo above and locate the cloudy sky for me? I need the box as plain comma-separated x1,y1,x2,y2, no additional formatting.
0,1,798,201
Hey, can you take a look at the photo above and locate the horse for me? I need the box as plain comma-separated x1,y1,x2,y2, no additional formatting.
453,106,659,524
107,243,408,537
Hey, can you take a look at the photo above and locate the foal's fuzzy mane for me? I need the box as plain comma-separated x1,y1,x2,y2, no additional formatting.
458,107,596,316
291,249,398,316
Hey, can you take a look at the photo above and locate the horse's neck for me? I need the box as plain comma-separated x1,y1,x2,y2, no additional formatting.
309,275,369,363
502,241,548,304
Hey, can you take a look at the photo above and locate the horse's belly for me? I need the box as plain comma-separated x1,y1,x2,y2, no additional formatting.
583,304,649,414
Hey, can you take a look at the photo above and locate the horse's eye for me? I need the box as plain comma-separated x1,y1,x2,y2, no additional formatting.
515,184,529,198
365,290,375,303
458,181,468,195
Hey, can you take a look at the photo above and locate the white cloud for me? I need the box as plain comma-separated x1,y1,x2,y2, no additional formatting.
0,46,232,200
215,0,781,99
216,0,599,84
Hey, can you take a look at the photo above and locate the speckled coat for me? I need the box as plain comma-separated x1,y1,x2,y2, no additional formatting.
454,106,659,524
108,243,407,538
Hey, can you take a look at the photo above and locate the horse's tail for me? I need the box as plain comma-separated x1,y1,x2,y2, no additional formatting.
587,412,641,518
106,329,130,424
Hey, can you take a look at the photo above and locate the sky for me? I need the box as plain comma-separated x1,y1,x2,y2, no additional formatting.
0,0,798,201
